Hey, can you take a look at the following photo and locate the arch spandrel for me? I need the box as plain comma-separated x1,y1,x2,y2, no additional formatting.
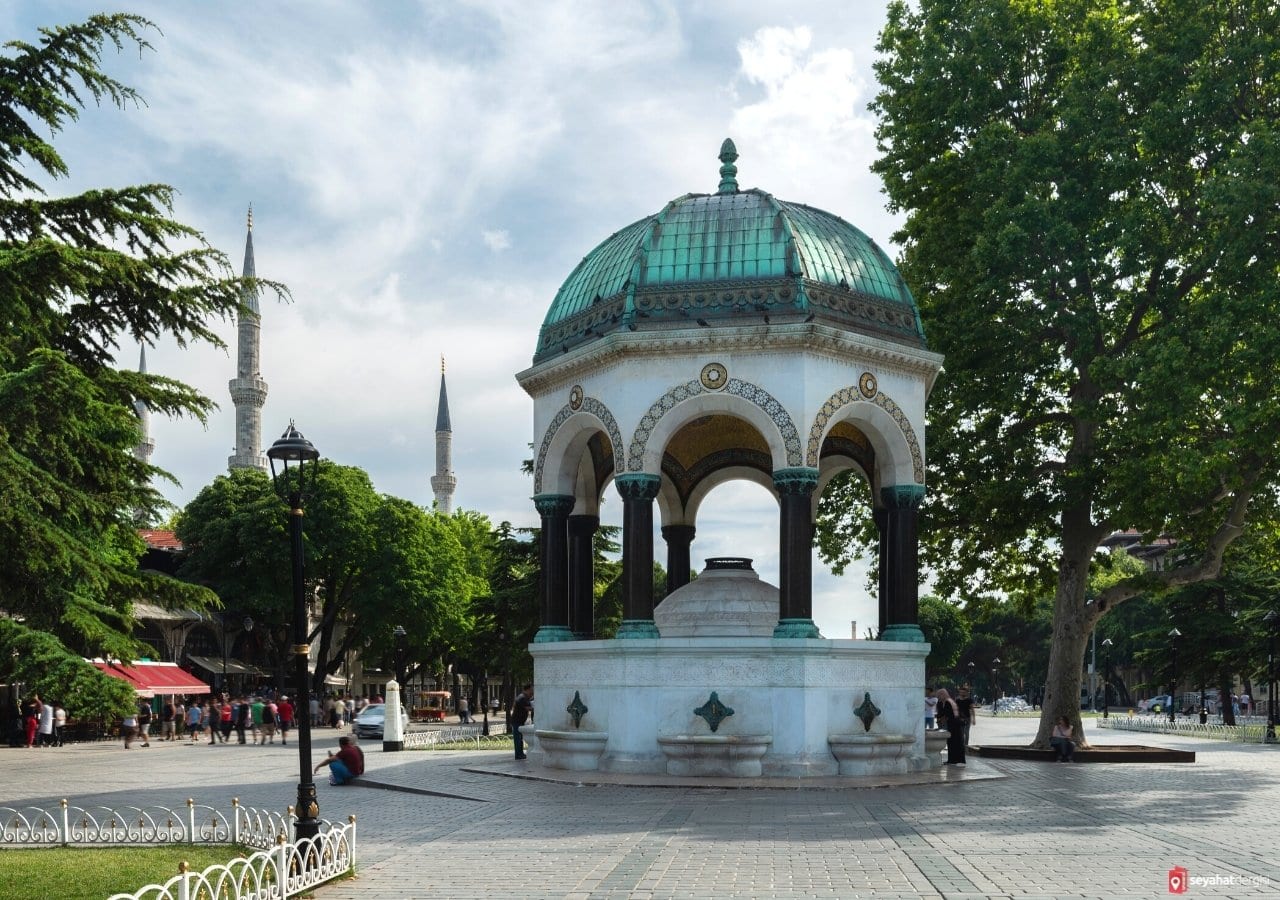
805,383,924,487
534,397,625,496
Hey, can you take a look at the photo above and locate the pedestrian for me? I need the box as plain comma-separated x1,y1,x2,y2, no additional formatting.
511,684,534,760
935,688,965,766
259,698,277,745
1050,715,1076,762
37,698,55,747
219,698,234,743
171,700,185,741
277,695,293,746
458,696,471,724
924,687,938,731
1241,693,1252,717
955,685,975,747
137,701,152,747
161,698,176,741
53,702,66,746
250,696,265,741
22,694,41,748
122,709,138,749
310,696,320,727
234,697,250,744
186,701,203,742
313,735,364,785
332,696,345,729
204,700,218,745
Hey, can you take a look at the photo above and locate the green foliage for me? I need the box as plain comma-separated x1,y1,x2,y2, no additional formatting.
0,14,266,707
177,463,483,692
918,595,970,680
854,0,1280,740
0,618,135,719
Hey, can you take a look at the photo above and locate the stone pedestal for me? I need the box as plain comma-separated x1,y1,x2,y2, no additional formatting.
657,734,772,777
924,730,947,769
534,729,608,771
827,733,914,776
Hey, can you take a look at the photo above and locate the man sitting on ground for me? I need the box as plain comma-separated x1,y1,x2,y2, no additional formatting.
314,735,365,785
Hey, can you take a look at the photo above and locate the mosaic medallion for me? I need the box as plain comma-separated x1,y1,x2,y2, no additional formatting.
569,385,584,410
700,362,728,391
694,691,734,733
858,371,878,399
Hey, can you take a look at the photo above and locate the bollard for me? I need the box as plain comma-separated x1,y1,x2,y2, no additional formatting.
383,678,405,752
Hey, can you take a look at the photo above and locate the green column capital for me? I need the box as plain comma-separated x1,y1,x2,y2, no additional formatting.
615,473,661,501
880,484,925,509
773,466,819,496
533,493,575,517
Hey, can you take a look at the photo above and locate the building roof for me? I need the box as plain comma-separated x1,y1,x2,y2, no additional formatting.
139,529,183,551
90,659,211,698
534,139,925,363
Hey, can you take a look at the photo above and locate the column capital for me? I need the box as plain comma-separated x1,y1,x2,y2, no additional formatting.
772,466,819,496
661,524,696,542
880,484,925,509
615,473,661,501
533,493,575,517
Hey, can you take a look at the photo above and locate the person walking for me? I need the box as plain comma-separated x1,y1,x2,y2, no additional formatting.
22,695,41,748
204,700,218,746
186,702,202,742
935,688,965,766
160,698,175,741
37,698,55,747
276,696,293,746
53,702,66,747
137,701,152,747
259,698,277,745
924,687,938,731
234,697,250,744
511,684,534,760
956,685,975,748
458,696,471,724
122,709,138,749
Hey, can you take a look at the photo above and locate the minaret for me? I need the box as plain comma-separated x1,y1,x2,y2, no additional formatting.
133,346,155,465
228,206,268,471
430,356,457,514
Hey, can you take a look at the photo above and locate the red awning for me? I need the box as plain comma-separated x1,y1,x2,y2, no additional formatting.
91,660,211,698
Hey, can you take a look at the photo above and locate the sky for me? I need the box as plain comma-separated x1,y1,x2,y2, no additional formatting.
8,1,906,638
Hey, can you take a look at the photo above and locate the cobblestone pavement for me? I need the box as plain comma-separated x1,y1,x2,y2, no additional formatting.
2,717,1277,898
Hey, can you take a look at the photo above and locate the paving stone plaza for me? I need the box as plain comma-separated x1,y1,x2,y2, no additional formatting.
3,715,1276,898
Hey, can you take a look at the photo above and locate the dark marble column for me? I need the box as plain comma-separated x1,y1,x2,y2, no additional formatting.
533,493,575,643
772,467,821,639
661,524,696,596
874,507,888,638
615,474,661,639
567,514,599,639
879,484,926,642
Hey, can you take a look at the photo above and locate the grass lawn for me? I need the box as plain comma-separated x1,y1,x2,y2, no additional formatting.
0,845,248,900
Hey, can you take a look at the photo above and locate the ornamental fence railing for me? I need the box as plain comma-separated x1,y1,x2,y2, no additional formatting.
1096,716,1275,743
402,723,508,749
0,799,355,900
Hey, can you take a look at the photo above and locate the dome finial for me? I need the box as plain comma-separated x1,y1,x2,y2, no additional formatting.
717,138,739,194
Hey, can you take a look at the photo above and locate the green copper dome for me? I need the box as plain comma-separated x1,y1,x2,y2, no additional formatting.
535,140,925,363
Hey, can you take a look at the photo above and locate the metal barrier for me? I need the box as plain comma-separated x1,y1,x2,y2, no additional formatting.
0,799,355,900
1097,717,1273,743
402,723,508,749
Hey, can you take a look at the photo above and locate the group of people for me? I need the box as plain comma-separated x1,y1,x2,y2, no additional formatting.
122,694,296,748
927,685,975,766
12,694,66,748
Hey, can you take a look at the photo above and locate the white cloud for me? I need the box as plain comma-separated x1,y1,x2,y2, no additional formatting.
481,229,512,252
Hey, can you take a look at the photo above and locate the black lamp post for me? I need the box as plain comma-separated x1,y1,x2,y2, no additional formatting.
966,660,975,688
267,422,321,843
1168,627,1182,725
392,625,408,687
1264,610,1278,744
480,672,490,736
990,658,1001,716
1101,638,1113,719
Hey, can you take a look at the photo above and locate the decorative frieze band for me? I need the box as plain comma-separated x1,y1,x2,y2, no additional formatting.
805,378,925,484
533,395,625,494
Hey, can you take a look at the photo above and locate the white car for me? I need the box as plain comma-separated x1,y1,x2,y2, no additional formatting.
352,703,409,739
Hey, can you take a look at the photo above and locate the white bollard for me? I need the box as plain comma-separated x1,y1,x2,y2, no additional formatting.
383,679,405,751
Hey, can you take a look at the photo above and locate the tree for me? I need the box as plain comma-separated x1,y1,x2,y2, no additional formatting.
918,595,969,681
0,14,271,716
841,0,1280,746
176,463,478,694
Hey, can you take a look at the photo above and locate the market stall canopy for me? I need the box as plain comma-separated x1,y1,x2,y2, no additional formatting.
186,655,267,678
90,660,211,698
132,602,204,623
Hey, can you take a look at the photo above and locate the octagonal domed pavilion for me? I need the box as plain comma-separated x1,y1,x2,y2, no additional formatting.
517,139,943,644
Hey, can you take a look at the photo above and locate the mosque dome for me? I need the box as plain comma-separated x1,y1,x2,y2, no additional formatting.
534,139,925,364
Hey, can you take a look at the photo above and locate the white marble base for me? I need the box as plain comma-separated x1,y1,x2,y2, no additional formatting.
533,729,608,771
924,730,948,770
657,734,772,777
828,733,914,776
530,637,928,780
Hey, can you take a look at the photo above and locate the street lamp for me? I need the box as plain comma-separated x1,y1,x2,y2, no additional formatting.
220,615,253,698
991,658,1001,716
391,625,408,687
1101,639,1113,719
267,422,321,843
1264,610,1279,744
480,671,490,736
1168,627,1182,725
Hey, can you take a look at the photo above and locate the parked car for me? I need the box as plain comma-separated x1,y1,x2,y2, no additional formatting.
353,703,409,739
1143,695,1174,713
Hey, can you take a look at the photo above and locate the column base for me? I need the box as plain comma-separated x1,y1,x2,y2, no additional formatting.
772,618,821,639
615,619,660,639
533,625,575,643
382,740,404,752
879,623,926,643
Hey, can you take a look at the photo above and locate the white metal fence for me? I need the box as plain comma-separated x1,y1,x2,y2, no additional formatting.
0,799,355,900
1097,716,1274,743
402,723,508,749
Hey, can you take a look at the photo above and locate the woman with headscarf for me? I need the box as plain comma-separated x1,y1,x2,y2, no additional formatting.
934,688,966,766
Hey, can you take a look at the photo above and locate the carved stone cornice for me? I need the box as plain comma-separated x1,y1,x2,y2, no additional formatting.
517,322,944,398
